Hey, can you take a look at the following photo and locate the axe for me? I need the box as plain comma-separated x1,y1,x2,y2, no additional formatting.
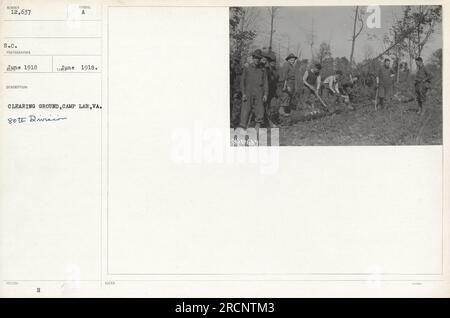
374,85,379,111
314,90,328,109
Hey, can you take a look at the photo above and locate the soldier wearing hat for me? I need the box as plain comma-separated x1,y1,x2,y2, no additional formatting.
279,53,298,117
302,63,323,107
261,50,280,127
414,56,432,115
375,58,395,110
239,49,268,129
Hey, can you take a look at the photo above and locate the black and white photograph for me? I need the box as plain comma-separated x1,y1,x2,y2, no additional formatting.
230,6,442,146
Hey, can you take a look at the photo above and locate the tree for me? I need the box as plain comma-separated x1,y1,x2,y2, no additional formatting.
316,42,332,65
267,7,278,50
427,48,442,83
362,5,441,74
229,7,257,62
430,48,442,68
384,24,408,83
335,57,350,70
411,6,441,57
389,6,441,64
335,57,351,75
349,6,364,65
306,18,316,61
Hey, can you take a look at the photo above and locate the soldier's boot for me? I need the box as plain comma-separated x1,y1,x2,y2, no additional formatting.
270,111,280,126
384,98,391,110
279,115,291,127
377,98,383,110
278,107,288,116
416,102,423,115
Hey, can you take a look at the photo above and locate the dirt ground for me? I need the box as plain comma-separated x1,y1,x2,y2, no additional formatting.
279,95,442,146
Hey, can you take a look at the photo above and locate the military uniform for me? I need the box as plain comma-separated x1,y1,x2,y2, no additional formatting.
321,74,340,106
377,65,394,107
279,53,298,113
303,69,321,106
239,60,268,128
266,63,280,124
415,65,432,107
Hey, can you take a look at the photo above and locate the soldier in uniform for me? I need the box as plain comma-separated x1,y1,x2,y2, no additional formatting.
375,58,395,110
414,56,432,115
279,53,298,117
239,49,268,129
262,50,280,127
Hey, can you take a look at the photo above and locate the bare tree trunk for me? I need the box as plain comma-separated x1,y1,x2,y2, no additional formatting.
408,37,412,70
417,6,423,57
349,6,359,65
296,44,301,60
278,41,281,64
394,31,400,83
310,18,315,61
269,7,274,50
240,10,245,32
417,25,421,57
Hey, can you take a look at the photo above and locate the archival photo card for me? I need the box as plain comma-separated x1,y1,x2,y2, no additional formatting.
0,0,448,299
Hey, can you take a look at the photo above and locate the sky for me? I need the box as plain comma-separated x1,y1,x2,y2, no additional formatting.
248,6,442,64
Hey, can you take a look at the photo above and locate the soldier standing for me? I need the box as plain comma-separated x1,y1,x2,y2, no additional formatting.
375,58,395,110
239,49,268,129
262,50,280,127
414,57,432,115
279,53,298,116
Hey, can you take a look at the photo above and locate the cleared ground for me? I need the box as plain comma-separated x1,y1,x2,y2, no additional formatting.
279,90,442,146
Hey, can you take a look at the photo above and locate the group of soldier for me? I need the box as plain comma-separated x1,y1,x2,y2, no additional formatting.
230,48,433,129
231,49,357,129
375,56,432,114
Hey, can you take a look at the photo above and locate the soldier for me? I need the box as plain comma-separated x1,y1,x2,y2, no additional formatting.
339,74,357,110
375,58,395,110
302,63,322,108
239,49,268,129
279,53,298,116
262,50,280,127
414,56,432,115
321,70,343,111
